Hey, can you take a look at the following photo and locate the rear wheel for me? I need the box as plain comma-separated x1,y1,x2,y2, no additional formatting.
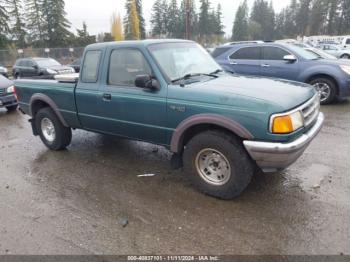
35,107,72,150
183,130,254,199
309,77,336,104
340,54,350,59
6,105,18,112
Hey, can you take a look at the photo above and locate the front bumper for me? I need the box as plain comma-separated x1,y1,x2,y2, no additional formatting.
0,94,18,108
243,113,324,173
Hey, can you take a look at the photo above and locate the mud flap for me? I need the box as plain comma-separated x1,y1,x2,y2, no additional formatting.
29,118,39,136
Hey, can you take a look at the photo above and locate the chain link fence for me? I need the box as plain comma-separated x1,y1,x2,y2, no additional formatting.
0,47,85,75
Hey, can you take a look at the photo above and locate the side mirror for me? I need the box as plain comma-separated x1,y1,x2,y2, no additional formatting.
283,55,297,63
32,65,39,69
135,75,160,91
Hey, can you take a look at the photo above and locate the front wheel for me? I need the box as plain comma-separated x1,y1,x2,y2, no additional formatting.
309,78,336,105
35,107,72,150
183,130,254,199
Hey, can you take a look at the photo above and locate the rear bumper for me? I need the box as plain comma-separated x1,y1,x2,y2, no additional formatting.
243,113,324,173
0,94,18,108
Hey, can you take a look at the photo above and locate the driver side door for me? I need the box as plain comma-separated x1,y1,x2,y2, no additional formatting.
98,48,168,145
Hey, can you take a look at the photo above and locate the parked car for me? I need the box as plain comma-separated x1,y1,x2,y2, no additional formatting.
341,36,350,49
0,64,8,78
14,40,324,199
12,57,75,79
213,42,350,104
68,58,82,73
316,44,350,59
0,75,17,111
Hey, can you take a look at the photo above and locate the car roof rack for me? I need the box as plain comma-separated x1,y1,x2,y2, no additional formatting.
223,40,265,46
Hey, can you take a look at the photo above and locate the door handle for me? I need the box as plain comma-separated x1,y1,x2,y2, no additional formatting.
102,93,112,101
261,64,270,67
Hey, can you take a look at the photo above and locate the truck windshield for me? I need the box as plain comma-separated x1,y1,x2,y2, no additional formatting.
148,42,222,82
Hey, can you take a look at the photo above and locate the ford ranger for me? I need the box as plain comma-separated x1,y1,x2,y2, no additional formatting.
14,40,324,199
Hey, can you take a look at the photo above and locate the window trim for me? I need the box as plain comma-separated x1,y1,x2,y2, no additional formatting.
107,47,153,88
228,46,262,61
81,49,103,83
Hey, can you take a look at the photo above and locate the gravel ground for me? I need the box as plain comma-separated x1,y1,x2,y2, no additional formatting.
0,99,349,255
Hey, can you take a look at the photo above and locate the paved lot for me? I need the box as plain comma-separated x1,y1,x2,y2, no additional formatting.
0,99,349,255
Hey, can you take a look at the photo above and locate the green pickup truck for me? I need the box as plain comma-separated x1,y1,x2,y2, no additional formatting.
15,40,324,199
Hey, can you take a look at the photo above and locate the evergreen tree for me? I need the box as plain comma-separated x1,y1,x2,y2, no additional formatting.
0,0,10,48
167,0,180,38
250,0,276,40
296,0,312,36
214,4,224,38
8,0,26,48
26,0,44,46
232,0,249,41
338,0,350,34
178,0,199,40
75,22,96,46
135,0,146,39
150,0,168,37
41,0,72,47
309,0,329,35
198,0,210,40
326,0,340,35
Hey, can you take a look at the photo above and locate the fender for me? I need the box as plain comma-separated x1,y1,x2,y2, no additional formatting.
170,114,254,153
29,93,69,127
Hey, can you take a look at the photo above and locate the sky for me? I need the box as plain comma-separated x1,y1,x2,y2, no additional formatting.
65,0,290,37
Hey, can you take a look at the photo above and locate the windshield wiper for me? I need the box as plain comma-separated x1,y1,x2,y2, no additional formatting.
171,72,220,84
209,69,224,75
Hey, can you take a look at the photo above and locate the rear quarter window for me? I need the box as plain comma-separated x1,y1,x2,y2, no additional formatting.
81,50,102,83
212,47,231,58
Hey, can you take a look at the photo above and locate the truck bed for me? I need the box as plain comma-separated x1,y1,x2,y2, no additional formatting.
15,79,80,128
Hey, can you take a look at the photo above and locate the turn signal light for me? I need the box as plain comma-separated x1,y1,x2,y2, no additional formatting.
272,115,294,134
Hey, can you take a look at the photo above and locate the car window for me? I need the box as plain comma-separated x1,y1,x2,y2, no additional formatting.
108,49,151,87
212,47,231,58
346,39,350,45
81,50,102,83
230,47,261,60
263,46,290,60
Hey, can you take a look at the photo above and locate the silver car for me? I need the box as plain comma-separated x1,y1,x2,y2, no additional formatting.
317,44,350,59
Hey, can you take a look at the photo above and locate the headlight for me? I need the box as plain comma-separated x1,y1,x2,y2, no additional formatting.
47,69,57,74
6,85,15,93
0,68,8,73
340,65,350,75
271,111,304,134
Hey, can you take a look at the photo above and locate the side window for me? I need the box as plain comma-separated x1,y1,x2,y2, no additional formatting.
346,39,350,45
229,47,261,60
27,60,34,67
81,50,102,83
108,49,152,87
263,47,290,60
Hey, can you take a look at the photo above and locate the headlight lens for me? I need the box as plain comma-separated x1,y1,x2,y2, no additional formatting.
6,85,15,93
271,111,304,134
47,69,57,74
340,65,350,75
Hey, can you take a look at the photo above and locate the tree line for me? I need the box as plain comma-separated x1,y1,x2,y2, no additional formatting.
1,0,350,50
232,0,350,41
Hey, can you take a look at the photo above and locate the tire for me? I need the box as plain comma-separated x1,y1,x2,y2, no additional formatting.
14,72,19,79
6,105,18,112
183,130,254,199
309,77,336,105
34,107,72,151
340,54,350,59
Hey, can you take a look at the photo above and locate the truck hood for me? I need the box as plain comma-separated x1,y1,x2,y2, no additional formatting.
188,74,315,110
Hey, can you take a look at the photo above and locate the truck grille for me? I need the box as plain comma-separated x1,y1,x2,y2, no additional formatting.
58,70,72,75
0,88,5,96
301,94,320,127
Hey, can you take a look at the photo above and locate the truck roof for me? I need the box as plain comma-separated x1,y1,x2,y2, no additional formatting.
85,39,193,50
